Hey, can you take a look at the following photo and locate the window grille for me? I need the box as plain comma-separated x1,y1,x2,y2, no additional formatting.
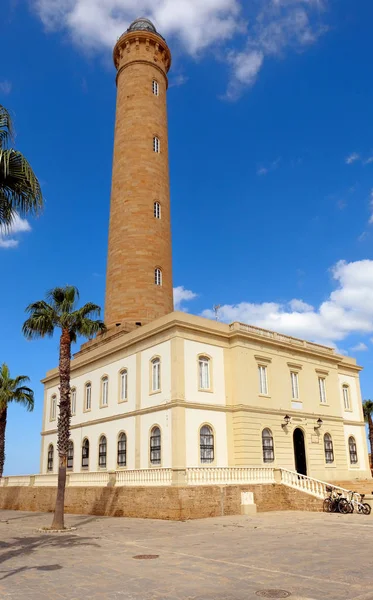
47,444,54,472
98,436,107,468
118,433,127,467
150,427,161,465
67,441,74,470
262,428,274,463
153,137,160,153
154,201,161,219
82,439,89,468
155,268,162,286
152,80,159,96
200,425,214,463
349,436,358,464
324,433,334,464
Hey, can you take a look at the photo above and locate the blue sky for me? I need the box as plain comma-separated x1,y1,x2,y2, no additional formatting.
1,0,373,475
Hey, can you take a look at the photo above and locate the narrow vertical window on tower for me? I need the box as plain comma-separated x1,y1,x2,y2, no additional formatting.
153,136,160,153
155,268,162,286
154,201,161,219
152,80,159,96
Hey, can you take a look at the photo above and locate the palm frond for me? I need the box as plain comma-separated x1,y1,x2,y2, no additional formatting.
0,363,34,413
22,307,56,340
12,387,34,411
0,105,14,150
0,148,43,225
74,302,102,321
46,285,79,315
363,400,373,421
74,318,107,340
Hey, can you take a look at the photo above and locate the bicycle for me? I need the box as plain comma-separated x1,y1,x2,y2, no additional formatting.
340,491,371,515
323,486,350,514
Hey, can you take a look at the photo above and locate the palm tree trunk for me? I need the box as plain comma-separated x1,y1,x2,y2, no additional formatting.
368,415,373,471
0,407,7,479
51,328,71,530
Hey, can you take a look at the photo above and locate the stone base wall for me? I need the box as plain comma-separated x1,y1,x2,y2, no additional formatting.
0,484,322,520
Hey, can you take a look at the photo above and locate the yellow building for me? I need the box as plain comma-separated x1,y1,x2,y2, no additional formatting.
38,18,370,487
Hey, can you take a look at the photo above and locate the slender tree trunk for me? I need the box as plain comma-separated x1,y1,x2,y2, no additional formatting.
51,329,71,530
0,407,7,479
368,415,373,471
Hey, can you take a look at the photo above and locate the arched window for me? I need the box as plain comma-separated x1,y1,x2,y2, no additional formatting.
152,80,159,96
154,201,161,219
198,356,210,390
101,376,109,407
151,357,161,392
98,435,107,468
324,433,334,464
342,385,350,410
67,440,74,470
85,383,92,411
71,388,76,415
155,268,162,286
153,136,160,153
117,433,127,467
349,436,358,464
200,425,214,463
150,426,161,465
262,428,274,463
120,369,128,402
47,444,54,472
50,395,57,420
82,438,89,469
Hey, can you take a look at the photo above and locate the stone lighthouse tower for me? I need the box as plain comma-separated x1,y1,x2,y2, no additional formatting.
105,18,174,329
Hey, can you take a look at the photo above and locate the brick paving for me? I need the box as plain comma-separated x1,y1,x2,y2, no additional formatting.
0,510,372,600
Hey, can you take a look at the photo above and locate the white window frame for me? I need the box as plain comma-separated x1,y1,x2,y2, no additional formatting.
199,356,210,390
291,372,299,400
154,201,161,219
343,385,350,410
50,395,57,421
155,268,162,286
71,388,76,415
318,377,327,404
258,365,268,395
85,383,92,411
152,80,159,96
120,369,128,402
153,136,160,153
101,377,109,407
151,358,161,392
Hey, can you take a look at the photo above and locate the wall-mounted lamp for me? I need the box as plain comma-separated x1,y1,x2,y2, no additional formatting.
282,414,291,429
314,418,323,431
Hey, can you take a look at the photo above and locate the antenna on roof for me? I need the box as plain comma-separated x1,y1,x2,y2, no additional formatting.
213,305,221,322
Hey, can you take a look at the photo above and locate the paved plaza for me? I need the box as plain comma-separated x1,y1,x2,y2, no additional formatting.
0,509,372,600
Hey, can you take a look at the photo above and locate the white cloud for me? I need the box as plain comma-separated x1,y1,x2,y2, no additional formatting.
345,152,360,164
350,342,368,352
173,286,197,311
364,156,373,165
32,0,328,98
197,259,373,346
0,80,12,95
169,74,189,88
0,214,31,249
256,157,281,176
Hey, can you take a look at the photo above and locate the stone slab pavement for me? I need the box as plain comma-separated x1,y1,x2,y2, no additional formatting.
0,510,372,600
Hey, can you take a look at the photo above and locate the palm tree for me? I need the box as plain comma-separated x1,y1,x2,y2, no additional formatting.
0,363,34,478
363,400,373,470
0,104,43,227
22,286,106,530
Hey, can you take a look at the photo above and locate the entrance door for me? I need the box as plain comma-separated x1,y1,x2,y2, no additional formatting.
293,428,307,476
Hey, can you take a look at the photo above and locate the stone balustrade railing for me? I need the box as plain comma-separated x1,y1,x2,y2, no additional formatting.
280,468,350,499
186,467,275,486
116,468,172,486
229,322,334,355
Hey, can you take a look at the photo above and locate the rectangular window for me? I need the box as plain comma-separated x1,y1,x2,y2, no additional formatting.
318,377,327,404
343,386,350,410
102,378,108,406
258,366,268,395
291,372,299,400
199,358,210,390
152,80,159,96
120,371,128,401
50,396,57,420
71,389,76,415
152,360,161,392
85,384,91,411
153,137,160,153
